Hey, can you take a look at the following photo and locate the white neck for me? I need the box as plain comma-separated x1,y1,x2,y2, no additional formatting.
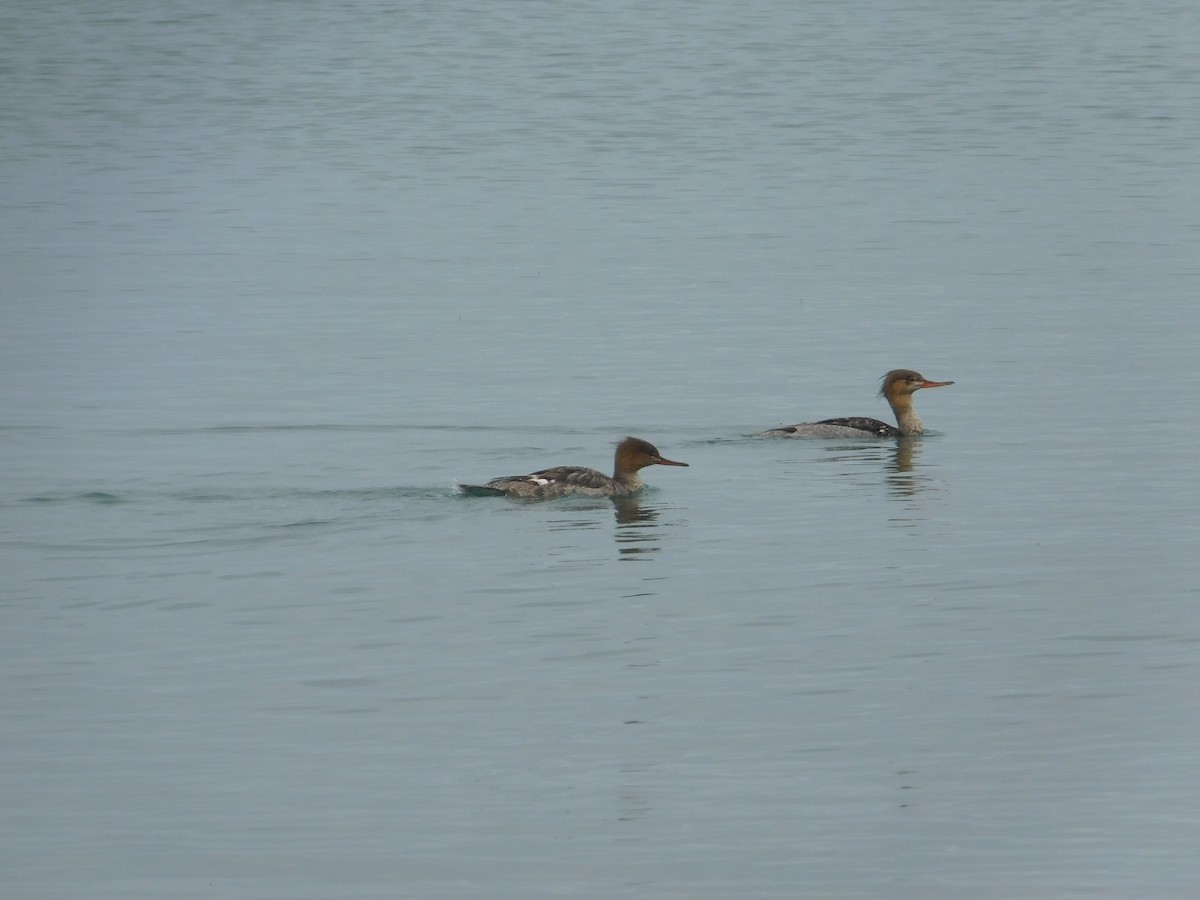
888,395,924,435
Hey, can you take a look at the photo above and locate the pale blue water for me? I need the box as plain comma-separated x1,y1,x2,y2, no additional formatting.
4,2,1200,897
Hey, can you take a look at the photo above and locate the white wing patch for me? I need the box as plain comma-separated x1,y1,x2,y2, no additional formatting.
529,476,552,486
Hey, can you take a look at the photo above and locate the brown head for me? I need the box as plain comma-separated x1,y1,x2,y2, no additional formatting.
878,369,954,400
614,436,689,476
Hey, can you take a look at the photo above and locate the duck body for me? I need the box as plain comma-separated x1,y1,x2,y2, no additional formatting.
762,416,904,439
459,436,688,498
759,369,953,438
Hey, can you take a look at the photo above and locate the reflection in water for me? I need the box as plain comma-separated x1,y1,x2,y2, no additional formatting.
891,437,916,473
885,437,921,499
612,498,666,559
541,497,675,559
817,437,941,501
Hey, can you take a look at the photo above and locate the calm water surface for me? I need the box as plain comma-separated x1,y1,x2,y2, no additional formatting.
4,2,1199,897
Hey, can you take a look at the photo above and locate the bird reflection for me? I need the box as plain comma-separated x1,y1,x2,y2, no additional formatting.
892,436,916,472
816,436,939,500
882,436,951,501
540,496,675,559
611,497,666,558
885,437,922,498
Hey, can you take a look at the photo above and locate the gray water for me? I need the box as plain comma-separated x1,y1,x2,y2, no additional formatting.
4,2,1199,897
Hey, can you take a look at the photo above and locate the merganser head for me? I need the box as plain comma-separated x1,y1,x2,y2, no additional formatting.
879,369,954,400
615,436,689,471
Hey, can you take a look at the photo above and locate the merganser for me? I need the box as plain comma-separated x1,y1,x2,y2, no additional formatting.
759,369,954,438
458,436,689,498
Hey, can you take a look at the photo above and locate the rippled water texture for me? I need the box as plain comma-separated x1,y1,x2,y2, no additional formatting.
4,2,1199,897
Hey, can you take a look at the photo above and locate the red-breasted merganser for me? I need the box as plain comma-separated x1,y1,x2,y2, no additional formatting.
758,369,954,438
458,436,689,498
